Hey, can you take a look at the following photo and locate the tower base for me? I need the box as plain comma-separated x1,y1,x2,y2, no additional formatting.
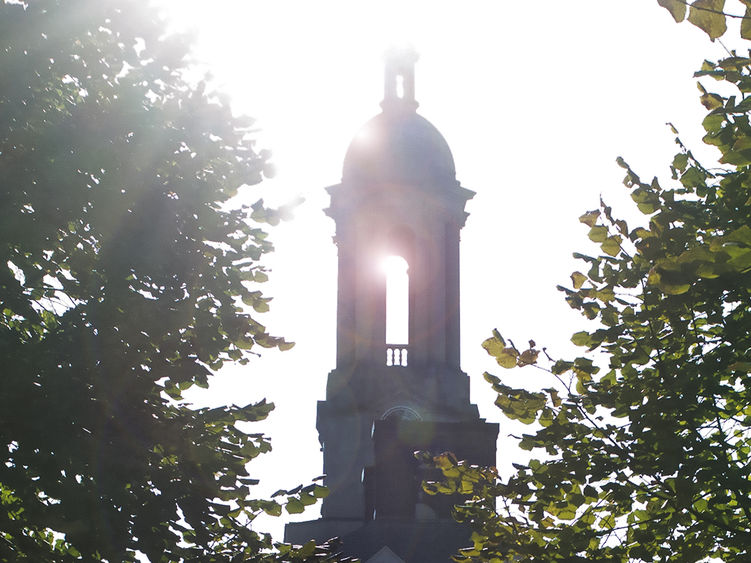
285,418,497,563
285,518,472,563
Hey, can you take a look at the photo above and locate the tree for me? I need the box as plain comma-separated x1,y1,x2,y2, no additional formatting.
426,33,751,563
0,1,331,561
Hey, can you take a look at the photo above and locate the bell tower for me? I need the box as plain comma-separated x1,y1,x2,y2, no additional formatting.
285,48,498,563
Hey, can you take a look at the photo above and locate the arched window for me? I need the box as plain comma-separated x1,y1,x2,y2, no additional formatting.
382,255,409,345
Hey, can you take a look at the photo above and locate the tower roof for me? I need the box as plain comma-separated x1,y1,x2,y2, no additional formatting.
341,47,457,186
342,111,456,185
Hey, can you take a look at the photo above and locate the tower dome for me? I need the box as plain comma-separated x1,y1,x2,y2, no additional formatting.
342,111,456,185
341,46,457,186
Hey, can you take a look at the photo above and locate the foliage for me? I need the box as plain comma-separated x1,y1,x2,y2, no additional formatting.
431,54,751,561
657,0,751,40
0,1,334,561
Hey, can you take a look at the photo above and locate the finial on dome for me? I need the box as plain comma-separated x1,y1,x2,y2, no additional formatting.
381,45,419,113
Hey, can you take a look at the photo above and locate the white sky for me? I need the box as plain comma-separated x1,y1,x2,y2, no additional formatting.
157,0,740,540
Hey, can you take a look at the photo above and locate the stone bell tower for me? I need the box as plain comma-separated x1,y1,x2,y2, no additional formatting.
285,48,497,563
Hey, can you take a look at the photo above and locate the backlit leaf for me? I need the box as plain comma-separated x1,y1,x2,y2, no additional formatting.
579,210,600,227
588,226,608,243
700,91,723,110
571,331,591,347
495,347,519,369
285,499,305,514
601,236,621,257
688,0,727,40
482,334,505,358
658,0,687,22
571,271,587,289
519,348,539,366
743,6,751,39
672,152,689,171
726,224,751,246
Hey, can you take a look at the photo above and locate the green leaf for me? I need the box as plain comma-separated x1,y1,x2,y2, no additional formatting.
552,360,573,375
637,201,658,214
298,540,316,558
481,335,503,359
262,502,282,517
702,112,724,133
558,506,577,520
672,152,689,171
285,499,305,514
648,268,691,294
519,348,539,366
680,166,705,188
588,226,608,243
742,7,751,39
579,210,600,227
539,408,554,427
547,388,562,407
688,0,727,40
299,492,317,506
571,271,587,289
601,236,621,257
700,91,724,110
494,347,519,369
483,331,519,368
726,224,751,246
571,331,591,347
728,248,751,271
599,513,616,530
484,372,501,385
693,498,709,512
658,0,687,22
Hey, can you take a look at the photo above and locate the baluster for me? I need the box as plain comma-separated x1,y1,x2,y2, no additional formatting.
386,345,409,366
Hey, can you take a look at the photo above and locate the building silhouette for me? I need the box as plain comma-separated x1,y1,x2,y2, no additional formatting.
285,48,498,563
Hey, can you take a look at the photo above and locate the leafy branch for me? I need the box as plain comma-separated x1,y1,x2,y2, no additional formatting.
437,48,751,562
658,0,751,40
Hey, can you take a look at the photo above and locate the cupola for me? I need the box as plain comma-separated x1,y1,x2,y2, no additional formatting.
342,46,457,186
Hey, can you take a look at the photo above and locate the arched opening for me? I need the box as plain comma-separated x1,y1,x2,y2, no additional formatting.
382,255,409,344
381,255,409,366
381,406,422,421
395,74,405,99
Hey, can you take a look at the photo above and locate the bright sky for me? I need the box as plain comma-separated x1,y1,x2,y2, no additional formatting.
157,0,738,540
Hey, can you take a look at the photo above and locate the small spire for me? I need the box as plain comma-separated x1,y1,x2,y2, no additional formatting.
381,45,419,113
